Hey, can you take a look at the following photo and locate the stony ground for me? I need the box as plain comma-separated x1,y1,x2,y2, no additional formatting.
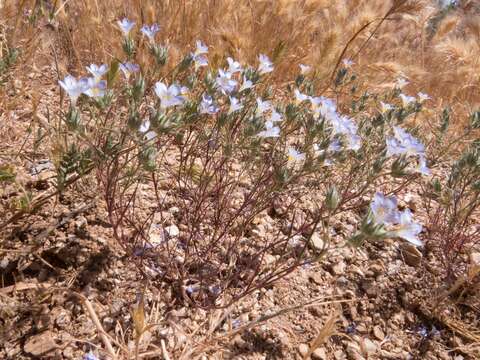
1,63,479,360
1,180,479,359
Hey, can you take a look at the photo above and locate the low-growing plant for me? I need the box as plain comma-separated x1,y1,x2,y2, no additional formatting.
422,112,480,280
51,19,435,308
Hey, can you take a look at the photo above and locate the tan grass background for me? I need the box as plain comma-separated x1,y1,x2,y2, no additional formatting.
1,0,479,119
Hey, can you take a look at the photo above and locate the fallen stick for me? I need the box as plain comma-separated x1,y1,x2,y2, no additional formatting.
77,294,118,360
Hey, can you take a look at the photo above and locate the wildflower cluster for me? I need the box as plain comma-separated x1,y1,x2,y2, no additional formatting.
53,18,433,307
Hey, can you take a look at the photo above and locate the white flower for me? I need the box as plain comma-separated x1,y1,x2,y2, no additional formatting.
256,98,271,116
330,116,361,151
312,97,337,121
258,54,273,74
199,93,219,114
294,89,310,104
119,62,140,80
386,126,425,158
228,96,243,114
396,77,409,89
287,147,305,163
343,59,354,67
194,40,208,56
144,130,157,141
154,82,185,109
192,40,209,70
416,155,431,176
239,76,253,92
141,23,160,43
139,119,151,133
118,18,135,37
399,93,416,107
193,55,208,70
216,70,237,94
269,109,283,123
227,57,242,74
370,192,400,225
86,64,108,80
380,101,393,113
299,64,311,74
388,209,423,246
257,120,280,138
59,75,89,105
417,92,431,103
83,77,107,98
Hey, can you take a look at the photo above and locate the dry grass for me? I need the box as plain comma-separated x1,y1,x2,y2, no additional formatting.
1,0,479,121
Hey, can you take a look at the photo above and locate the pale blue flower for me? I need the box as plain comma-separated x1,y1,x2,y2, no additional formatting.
239,76,253,92
399,93,416,107
255,98,271,116
380,101,393,113
312,97,337,121
194,40,208,56
119,62,140,80
330,116,361,151
257,120,280,138
191,41,208,70
417,92,431,103
228,96,243,114
59,75,89,105
396,77,409,89
386,126,425,158
388,209,423,246
227,57,242,74
342,59,354,67
139,119,150,133
370,192,399,225
216,69,237,94
269,109,283,123
258,54,273,74
294,89,310,104
83,351,98,360
416,155,431,176
299,64,311,74
118,18,135,37
386,137,404,157
199,93,219,114
145,131,157,141
83,77,107,98
287,147,305,163
154,82,185,109
328,138,342,152
193,54,208,70
86,63,108,80
141,23,160,43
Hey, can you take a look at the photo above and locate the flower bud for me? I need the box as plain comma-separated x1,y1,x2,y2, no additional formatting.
325,185,341,211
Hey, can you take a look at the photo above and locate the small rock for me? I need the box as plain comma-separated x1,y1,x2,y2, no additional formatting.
356,323,368,334
75,216,88,229
346,341,364,360
165,224,180,237
298,343,309,357
360,279,378,297
332,261,346,275
312,347,327,360
233,334,248,349
308,272,323,285
372,325,385,341
400,242,422,267
470,252,480,266
264,254,277,265
360,338,377,355
24,330,58,356
310,233,325,252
